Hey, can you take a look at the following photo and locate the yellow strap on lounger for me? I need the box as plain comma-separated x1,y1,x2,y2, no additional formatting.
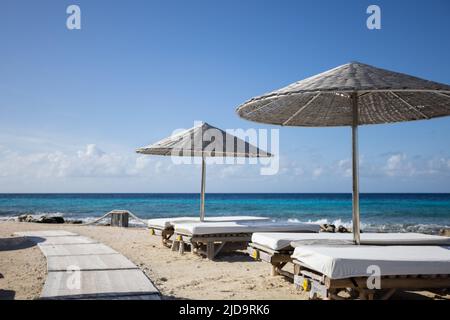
251,249,259,260
302,279,311,291
149,228,155,235
176,235,182,241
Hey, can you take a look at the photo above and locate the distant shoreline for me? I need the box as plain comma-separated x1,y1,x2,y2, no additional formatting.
1,192,450,195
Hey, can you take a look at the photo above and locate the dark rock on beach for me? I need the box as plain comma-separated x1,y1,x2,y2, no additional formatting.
65,219,83,224
320,224,351,233
320,224,336,233
337,225,350,233
38,216,65,224
18,214,35,222
17,214,65,224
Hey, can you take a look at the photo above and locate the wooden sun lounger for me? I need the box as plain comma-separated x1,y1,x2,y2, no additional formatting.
148,216,272,248
171,222,320,260
247,243,294,278
292,261,450,300
247,232,450,281
290,244,450,300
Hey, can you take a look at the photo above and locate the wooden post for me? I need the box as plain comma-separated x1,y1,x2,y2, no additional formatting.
110,210,129,227
200,155,206,222
351,92,361,245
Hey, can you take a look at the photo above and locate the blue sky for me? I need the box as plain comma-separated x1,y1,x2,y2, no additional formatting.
1,0,450,193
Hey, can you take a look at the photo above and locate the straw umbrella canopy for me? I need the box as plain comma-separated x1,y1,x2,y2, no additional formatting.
136,122,271,221
236,61,450,244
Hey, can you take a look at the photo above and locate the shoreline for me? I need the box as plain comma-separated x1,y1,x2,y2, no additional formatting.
1,221,449,300
1,193,450,236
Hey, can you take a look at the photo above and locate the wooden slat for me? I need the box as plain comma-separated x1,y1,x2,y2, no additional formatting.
41,269,159,299
39,243,118,257
47,254,138,272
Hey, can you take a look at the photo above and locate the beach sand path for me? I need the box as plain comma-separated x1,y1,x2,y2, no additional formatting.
14,230,160,300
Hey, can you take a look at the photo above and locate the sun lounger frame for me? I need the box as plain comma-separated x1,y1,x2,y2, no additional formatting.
171,232,254,260
247,242,294,278
292,260,450,300
148,226,175,247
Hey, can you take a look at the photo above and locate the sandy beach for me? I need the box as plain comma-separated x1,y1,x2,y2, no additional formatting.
0,221,448,300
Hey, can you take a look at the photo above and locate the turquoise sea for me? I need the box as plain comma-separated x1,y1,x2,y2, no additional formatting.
0,193,449,234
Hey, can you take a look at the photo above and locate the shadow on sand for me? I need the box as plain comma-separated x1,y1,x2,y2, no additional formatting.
0,289,16,300
0,236,45,252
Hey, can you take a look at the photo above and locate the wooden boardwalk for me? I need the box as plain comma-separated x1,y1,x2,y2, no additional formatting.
15,230,160,300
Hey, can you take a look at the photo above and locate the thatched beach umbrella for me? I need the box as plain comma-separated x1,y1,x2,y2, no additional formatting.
236,62,450,244
136,122,271,221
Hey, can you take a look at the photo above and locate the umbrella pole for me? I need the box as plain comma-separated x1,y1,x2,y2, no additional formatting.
351,92,361,244
200,155,206,222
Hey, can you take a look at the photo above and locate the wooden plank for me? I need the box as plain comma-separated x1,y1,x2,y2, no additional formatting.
248,243,280,255
301,270,325,283
41,269,159,299
37,236,98,246
39,243,118,257
353,276,450,289
325,276,450,290
277,268,294,280
325,277,355,288
47,254,138,272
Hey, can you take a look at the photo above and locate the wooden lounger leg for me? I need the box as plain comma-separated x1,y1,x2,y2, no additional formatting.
191,242,197,255
380,288,396,300
161,231,168,245
206,242,215,260
271,262,288,277
270,265,278,276
205,242,228,260
161,229,174,247
171,240,179,252
179,240,185,255
358,290,375,300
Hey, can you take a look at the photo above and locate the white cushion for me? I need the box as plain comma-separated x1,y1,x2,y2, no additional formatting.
147,216,269,229
252,232,450,251
291,245,450,279
174,221,320,235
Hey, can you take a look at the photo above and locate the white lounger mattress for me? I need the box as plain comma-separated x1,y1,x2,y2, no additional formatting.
291,245,450,279
147,216,269,229
174,221,320,235
252,232,450,251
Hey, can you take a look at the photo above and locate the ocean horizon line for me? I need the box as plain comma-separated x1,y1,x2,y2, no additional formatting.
1,192,450,195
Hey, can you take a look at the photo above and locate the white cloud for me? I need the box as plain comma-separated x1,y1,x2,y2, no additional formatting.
0,144,160,179
312,167,323,178
337,159,352,177
386,153,404,171
382,153,416,177
1,142,450,192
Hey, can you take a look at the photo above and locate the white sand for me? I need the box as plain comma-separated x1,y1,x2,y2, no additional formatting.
0,221,448,300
